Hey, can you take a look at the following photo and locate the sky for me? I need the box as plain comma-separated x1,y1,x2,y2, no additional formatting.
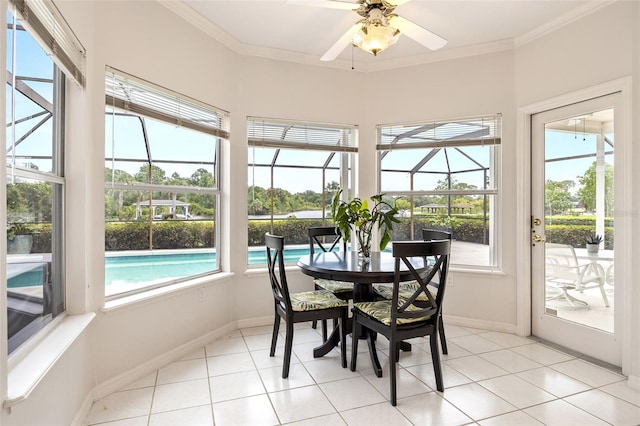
8,7,614,202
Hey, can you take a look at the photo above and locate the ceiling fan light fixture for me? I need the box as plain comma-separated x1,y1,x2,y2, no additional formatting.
353,18,400,56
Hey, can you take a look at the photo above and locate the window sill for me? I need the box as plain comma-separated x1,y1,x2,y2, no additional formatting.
244,265,300,276
450,266,506,276
5,312,96,408
102,272,235,313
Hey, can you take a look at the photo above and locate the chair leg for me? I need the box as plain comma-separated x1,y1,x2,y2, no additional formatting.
366,329,382,378
282,320,294,378
350,315,359,371
599,284,610,307
439,315,448,355
430,332,444,392
311,320,317,329
339,310,347,368
270,314,280,357
389,338,398,406
321,320,328,342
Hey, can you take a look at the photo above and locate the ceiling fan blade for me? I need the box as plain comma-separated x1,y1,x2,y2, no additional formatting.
391,15,447,51
321,24,358,61
287,0,358,11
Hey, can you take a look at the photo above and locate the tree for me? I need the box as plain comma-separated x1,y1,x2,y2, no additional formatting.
545,179,575,217
576,161,614,215
433,177,479,213
188,168,214,187
394,198,412,213
134,165,166,185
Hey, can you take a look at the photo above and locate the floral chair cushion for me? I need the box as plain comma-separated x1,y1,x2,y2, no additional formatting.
353,300,433,326
373,281,436,302
314,278,354,294
290,289,348,312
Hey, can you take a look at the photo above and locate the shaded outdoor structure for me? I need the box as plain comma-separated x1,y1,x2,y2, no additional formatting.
247,118,356,228
545,108,614,243
418,204,473,214
541,108,615,336
377,116,501,245
135,199,191,220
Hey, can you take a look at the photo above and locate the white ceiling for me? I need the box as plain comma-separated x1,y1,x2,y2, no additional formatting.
161,0,613,71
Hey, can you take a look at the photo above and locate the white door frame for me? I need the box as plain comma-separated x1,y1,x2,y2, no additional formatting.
516,77,633,375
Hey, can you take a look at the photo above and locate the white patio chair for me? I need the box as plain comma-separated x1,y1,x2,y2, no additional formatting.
545,243,609,308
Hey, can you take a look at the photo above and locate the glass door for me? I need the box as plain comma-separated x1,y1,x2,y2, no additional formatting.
531,93,621,366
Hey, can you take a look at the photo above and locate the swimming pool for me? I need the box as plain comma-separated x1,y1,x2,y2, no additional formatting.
104,246,314,296
9,246,323,295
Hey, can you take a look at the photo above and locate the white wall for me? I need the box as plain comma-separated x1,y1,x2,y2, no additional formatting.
629,0,640,389
1,1,637,424
515,1,633,106
514,0,638,381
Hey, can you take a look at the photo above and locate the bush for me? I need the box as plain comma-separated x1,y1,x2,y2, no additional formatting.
22,216,613,253
105,221,215,251
545,224,613,249
248,219,329,246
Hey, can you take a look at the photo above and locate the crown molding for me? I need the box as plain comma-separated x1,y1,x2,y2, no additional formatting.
514,0,617,47
358,39,515,72
157,0,613,72
156,0,242,52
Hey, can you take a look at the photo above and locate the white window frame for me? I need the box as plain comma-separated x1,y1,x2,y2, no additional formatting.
247,117,357,265
104,67,229,299
377,114,502,270
5,7,67,354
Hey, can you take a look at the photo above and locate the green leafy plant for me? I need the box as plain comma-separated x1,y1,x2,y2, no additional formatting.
586,233,603,245
7,222,31,241
330,189,399,258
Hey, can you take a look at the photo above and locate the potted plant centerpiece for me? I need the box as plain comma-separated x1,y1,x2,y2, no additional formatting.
586,234,603,254
330,189,399,262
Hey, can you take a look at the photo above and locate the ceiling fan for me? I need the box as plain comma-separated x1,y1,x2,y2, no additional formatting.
289,0,447,61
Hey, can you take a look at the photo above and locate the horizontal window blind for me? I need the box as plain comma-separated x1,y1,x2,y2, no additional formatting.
105,66,230,139
377,114,501,151
10,0,86,87
248,117,357,152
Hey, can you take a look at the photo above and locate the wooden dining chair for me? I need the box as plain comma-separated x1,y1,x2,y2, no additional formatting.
373,228,452,354
265,233,348,378
308,226,354,340
351,240,451,406
308,226,353,298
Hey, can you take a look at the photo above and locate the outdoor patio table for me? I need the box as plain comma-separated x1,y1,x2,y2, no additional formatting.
298,250,431,377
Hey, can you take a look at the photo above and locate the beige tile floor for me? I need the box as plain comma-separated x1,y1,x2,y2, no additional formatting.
84,323,640,426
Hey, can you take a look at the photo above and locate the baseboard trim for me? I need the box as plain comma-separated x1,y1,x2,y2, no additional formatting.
627,374,640,391
443,314,518,335
71,391,95,426
91,321,237,400
237,316,273,329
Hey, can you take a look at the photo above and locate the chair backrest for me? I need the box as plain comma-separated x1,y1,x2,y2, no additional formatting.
546,242,579,266
265,233,292,312
422,229,452,286
308,225,346,255
391,240,451,327
422,229,452,242
545,242,581,281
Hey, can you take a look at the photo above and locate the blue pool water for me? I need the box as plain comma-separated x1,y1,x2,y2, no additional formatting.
104,247,313,295
9,247,320,294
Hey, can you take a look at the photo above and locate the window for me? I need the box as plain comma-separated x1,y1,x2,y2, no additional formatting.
377,114,501,268
104,67,229,298
5,0,85,353
247,118,357,264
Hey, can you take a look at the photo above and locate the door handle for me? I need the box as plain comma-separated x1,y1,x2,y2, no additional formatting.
532,234,546,243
